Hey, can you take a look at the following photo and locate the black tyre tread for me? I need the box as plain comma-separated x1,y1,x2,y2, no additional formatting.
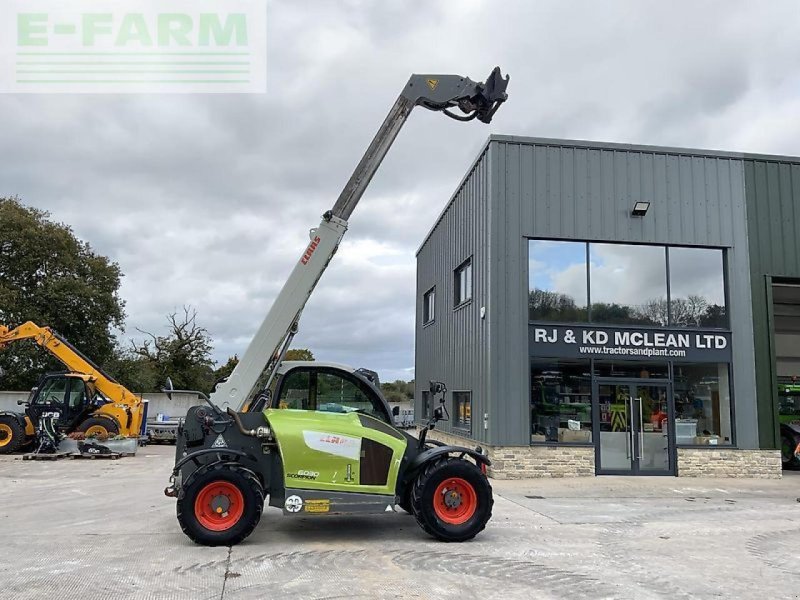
410,457,493,542
76,416,120,435
398,485,414,514
176,462,264,547
0,415,25,454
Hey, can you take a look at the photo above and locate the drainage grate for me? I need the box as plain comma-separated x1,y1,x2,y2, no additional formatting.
525,495,545,499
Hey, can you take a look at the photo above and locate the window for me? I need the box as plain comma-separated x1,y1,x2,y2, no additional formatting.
672,363,732,445
528,240,588,321
68,379,87,410
668,247,727,328
454,258,472,306
528,239,729,329
33,377,68,406
421,391,432,420
590,243,667,326
423,287,435,325
453,392,471,430
276,369,388,422
531,359,592,443
593,361,669,379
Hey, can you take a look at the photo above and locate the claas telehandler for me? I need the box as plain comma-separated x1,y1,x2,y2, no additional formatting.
0,321,144,453
164,68,509,546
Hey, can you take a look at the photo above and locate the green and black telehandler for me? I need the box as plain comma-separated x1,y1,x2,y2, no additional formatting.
164,68,510,546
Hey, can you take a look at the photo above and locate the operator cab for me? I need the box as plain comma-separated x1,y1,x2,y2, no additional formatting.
23,372,103,431
266,361,393,425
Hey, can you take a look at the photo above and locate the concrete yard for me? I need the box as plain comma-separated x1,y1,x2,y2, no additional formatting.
1,445,798,600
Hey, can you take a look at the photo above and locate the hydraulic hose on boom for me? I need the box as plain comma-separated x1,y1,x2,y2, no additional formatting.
210,68,509,412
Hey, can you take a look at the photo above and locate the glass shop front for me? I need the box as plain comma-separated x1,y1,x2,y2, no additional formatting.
528,240,733,475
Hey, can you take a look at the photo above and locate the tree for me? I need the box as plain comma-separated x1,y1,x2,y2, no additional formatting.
285,348,314,361
381,379,414,403
213,355,239,382
0,198,125,389
130,306,215,393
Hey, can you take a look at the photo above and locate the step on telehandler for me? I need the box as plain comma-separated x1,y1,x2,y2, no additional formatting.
0,322,144,453
164,68,509,546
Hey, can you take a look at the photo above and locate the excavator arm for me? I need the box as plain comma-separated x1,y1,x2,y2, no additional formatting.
0,321,141,410
210,68,509,412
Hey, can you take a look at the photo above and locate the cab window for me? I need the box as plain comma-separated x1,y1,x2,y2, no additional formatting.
276,369,387,422
68,379,87,410
33,378,68,407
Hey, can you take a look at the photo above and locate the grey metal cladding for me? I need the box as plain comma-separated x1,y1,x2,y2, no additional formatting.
743,159,800,449
489,137,758,448
415,146,491,443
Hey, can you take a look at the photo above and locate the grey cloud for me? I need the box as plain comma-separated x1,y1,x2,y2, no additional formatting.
2,0,799,385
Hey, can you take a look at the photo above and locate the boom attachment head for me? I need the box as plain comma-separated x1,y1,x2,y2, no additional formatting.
402,66,509,124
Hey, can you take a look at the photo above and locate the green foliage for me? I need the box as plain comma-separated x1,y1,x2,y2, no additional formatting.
285,348,314,361
130,306,216,393
213,355,239,382
108,349,159,393
0,198,125,389
380,379,414,403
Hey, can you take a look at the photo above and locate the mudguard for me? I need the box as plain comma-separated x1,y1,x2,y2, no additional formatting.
0,411,28,429
407,444,490,475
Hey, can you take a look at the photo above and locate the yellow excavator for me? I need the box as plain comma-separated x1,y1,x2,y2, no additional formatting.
0,321,144,453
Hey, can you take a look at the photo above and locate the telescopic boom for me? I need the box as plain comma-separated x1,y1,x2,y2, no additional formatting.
211,68,509,411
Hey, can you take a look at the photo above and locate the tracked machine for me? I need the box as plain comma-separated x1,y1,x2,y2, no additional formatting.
165,68,509,546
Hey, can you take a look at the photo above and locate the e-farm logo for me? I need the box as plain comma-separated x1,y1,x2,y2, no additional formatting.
1,1,266,93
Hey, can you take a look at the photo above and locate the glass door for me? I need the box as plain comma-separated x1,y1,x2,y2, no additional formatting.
595,379,674,475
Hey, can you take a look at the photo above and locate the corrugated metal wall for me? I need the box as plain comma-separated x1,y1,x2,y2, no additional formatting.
488,137,759,448
744,159,800,449
415,146,493,443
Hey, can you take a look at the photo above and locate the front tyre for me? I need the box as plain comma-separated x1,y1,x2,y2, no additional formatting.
177,464,264,546
0,416,25,454
411,457,493,542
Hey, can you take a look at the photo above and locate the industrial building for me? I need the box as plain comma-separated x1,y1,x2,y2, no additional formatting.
415,135,800,478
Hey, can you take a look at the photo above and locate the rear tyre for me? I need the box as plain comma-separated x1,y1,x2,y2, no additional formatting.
781,434,800,469
177,464,264,546
411,457,493,542
77,416,119,438
0,416,25,454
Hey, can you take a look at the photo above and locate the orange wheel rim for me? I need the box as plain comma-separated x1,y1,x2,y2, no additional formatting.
0,424,12,447
194,481,245,531
433,477,477,525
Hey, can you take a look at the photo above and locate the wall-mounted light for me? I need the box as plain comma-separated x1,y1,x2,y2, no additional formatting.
631,201,650,217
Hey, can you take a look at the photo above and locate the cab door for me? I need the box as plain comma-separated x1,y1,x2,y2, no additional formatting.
26,376,68,427
267,367,408,496
62,378,92,430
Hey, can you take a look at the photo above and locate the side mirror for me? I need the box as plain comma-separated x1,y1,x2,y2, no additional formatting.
17,400,25,406
391,406,400,417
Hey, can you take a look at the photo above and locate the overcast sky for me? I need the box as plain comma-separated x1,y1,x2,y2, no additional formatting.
2,0,799,383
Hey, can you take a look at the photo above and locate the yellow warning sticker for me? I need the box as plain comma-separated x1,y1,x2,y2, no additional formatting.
426,79,438,91
304,499,331,513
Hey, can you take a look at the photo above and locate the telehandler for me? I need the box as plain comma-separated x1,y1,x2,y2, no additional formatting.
165,68,509,546
0,321,144,453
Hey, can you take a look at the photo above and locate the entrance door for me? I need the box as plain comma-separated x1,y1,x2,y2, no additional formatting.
595,380,674,475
